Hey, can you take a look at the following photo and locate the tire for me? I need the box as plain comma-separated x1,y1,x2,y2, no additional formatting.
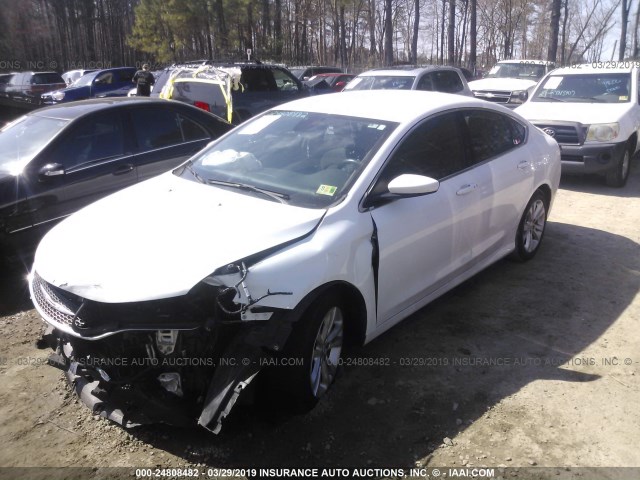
264,292,345,410
605,145,631,188
512,190,549,262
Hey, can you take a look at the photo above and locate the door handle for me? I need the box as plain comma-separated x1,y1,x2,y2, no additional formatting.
456,183,478,196
517,161,530,170
113,164,134,175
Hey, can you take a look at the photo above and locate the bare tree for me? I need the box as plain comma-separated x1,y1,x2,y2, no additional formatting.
620,0,633,59
448,0,455,64
548,0,562,61
411,0,419,63
469,0,477,70
384,0,393,64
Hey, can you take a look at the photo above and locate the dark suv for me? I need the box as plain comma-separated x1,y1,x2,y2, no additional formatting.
5,71,66,106
166,62,308,124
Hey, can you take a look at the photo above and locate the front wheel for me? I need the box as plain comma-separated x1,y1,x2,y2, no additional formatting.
605,146,631,188
512,190,548,262
263,293,345,410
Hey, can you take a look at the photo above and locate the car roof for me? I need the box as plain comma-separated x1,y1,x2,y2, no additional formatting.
359,66,461,77
546,63,636,75
270,90,500,124
28,97,183,120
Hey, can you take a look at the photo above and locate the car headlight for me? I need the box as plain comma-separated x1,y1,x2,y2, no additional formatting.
509,90,528,104
51,91,65,101
586,123,619,142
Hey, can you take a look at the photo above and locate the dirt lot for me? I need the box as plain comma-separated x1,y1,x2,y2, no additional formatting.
0,158,638,480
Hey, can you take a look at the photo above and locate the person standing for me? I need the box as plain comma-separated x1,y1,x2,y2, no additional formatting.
133,64,155,96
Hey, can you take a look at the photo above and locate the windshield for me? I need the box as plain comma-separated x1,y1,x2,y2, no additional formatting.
532,73,631,103
179,110,397,208
487,63,547,80
74,71,99,87
0,115,69,174
344,75,416,91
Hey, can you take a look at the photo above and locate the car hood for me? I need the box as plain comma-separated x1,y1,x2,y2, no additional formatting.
469,77,538,91
517,101,632,125
33,173,326,303
43,85,85,97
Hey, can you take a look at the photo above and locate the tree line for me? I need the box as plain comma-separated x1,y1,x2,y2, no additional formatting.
0,0,634,73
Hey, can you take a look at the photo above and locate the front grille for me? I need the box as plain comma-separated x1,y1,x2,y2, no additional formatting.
534,123,582,145
473,90,511,103
32,272,85,327
31,272,224,338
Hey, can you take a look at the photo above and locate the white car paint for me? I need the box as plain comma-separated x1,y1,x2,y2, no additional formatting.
28,90,561,431
517,64,640,157
516,63,640,187
33,172,325,303
517,101,634,125
468,77,538,92
31,90,560,343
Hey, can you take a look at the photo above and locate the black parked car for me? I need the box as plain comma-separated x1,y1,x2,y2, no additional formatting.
0,98,231,262
166,61,308,124
5,71,66,106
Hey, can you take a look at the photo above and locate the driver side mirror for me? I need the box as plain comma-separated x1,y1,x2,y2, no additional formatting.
38,163,65,181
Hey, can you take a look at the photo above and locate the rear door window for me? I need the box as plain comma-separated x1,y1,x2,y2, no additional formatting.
431,71,464,93
116,69,134,82
242,68,277,91
130,107,184,151
463,110,526,164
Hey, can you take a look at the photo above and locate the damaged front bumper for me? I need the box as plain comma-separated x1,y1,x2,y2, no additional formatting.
30,269,295,433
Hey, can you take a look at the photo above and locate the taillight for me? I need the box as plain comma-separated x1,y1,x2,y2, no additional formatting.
193,101,210,112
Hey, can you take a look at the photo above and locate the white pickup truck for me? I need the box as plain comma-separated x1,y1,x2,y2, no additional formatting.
468,60,556,107
517,63,640,187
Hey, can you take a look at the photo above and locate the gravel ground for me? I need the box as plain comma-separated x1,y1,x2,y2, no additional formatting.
0,153,638,480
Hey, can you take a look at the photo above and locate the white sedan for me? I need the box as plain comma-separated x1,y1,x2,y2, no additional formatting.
29,91,561,433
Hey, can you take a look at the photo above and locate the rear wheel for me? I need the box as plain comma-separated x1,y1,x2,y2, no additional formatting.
605,145,631,188
512,190,548,262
